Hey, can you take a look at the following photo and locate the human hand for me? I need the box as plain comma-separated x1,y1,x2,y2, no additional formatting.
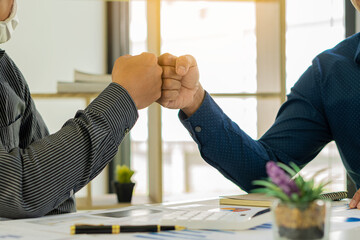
349,189,360,209
157,53,204,117
112,52,162,109
351,0,360,12
0,0,14,21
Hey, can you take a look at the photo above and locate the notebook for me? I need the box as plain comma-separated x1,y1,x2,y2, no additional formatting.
219,191,348,207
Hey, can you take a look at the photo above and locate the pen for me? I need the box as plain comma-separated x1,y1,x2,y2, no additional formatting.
70,224,186,234
251,208,271,218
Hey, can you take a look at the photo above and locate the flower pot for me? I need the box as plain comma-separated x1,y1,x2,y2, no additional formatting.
112,181,135,203
272,199,330,240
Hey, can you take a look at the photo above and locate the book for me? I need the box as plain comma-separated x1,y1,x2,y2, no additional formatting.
56,70,111,93
74,70,112,83
220,193,276,207
219,191,348,207
57,81,110,93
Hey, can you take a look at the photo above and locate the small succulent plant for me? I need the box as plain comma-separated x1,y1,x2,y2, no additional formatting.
253,161,329,205
115,165,135,184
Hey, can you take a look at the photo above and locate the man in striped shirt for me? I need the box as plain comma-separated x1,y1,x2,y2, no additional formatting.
0,0,162,218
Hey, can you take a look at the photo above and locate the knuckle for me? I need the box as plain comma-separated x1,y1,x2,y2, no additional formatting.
164,90,176,99
161,53,171,61
159,52,176,65
148,53,158,63
162,79,172,89
186,54,196,63
162,66,171,77
162,91,170,99
157,65,163,75
141,52,157,63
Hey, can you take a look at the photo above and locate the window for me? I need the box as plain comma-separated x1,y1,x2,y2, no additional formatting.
10,0,347,204
160,1,258,199
129,0,285,201
129,0,347,202
286,0,346,192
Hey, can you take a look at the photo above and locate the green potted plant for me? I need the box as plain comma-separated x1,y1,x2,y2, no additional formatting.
253,161,331,240
112,164,135,203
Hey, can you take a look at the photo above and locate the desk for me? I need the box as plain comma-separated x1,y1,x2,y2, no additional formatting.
0,198,359,240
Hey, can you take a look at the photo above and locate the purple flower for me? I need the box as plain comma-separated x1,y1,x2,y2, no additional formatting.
266,161,299,196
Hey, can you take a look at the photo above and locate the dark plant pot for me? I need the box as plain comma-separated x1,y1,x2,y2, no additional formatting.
112,181,135,203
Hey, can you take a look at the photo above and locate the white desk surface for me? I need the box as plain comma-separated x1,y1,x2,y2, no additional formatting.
0,198,359,240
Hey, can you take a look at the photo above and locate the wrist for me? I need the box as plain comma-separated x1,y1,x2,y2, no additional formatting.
181,85,205,117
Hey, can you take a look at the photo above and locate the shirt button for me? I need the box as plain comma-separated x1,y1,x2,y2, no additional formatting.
195,126,202,133
124,128,129,135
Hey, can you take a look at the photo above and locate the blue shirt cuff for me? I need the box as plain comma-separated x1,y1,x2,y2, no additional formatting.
179,91,225,145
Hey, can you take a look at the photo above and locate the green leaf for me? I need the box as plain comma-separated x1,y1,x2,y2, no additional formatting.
264,189,291,202
116,165,135,183
294,175,304,188
251,188,269,194
253,180,292,202
303,179,314,192
253,180,280,191
277,162,297,177
289,162,301,173
252,180,273,187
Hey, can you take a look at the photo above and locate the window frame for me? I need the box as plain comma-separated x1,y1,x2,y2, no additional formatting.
146,0,286,202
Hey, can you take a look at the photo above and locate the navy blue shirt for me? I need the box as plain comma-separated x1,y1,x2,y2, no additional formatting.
180,32,360,192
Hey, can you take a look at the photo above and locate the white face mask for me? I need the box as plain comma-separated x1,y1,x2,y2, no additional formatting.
0,0,19,44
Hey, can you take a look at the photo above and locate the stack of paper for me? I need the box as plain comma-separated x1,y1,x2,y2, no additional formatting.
219,191,348,207
57,70,111,93
219,193,275,207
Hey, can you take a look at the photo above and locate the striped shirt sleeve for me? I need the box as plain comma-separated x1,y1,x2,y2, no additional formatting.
0,50,138,219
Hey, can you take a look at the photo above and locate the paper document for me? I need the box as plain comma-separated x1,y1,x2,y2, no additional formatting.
0,204,272,240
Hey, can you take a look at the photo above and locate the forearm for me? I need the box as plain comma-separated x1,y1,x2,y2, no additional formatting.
179,92,271,192
0,83,138,218
179,65,332,193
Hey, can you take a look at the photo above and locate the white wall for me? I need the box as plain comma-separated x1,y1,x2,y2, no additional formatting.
2,0,107,93
1,0,107,132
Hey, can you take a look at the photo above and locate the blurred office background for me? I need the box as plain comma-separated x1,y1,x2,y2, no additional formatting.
2,0,356,206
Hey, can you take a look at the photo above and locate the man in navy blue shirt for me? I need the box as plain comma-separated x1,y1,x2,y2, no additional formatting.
157,0,360,209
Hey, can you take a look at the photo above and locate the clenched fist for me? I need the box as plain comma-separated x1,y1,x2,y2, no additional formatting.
157,53,204,116
112,52,163,109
